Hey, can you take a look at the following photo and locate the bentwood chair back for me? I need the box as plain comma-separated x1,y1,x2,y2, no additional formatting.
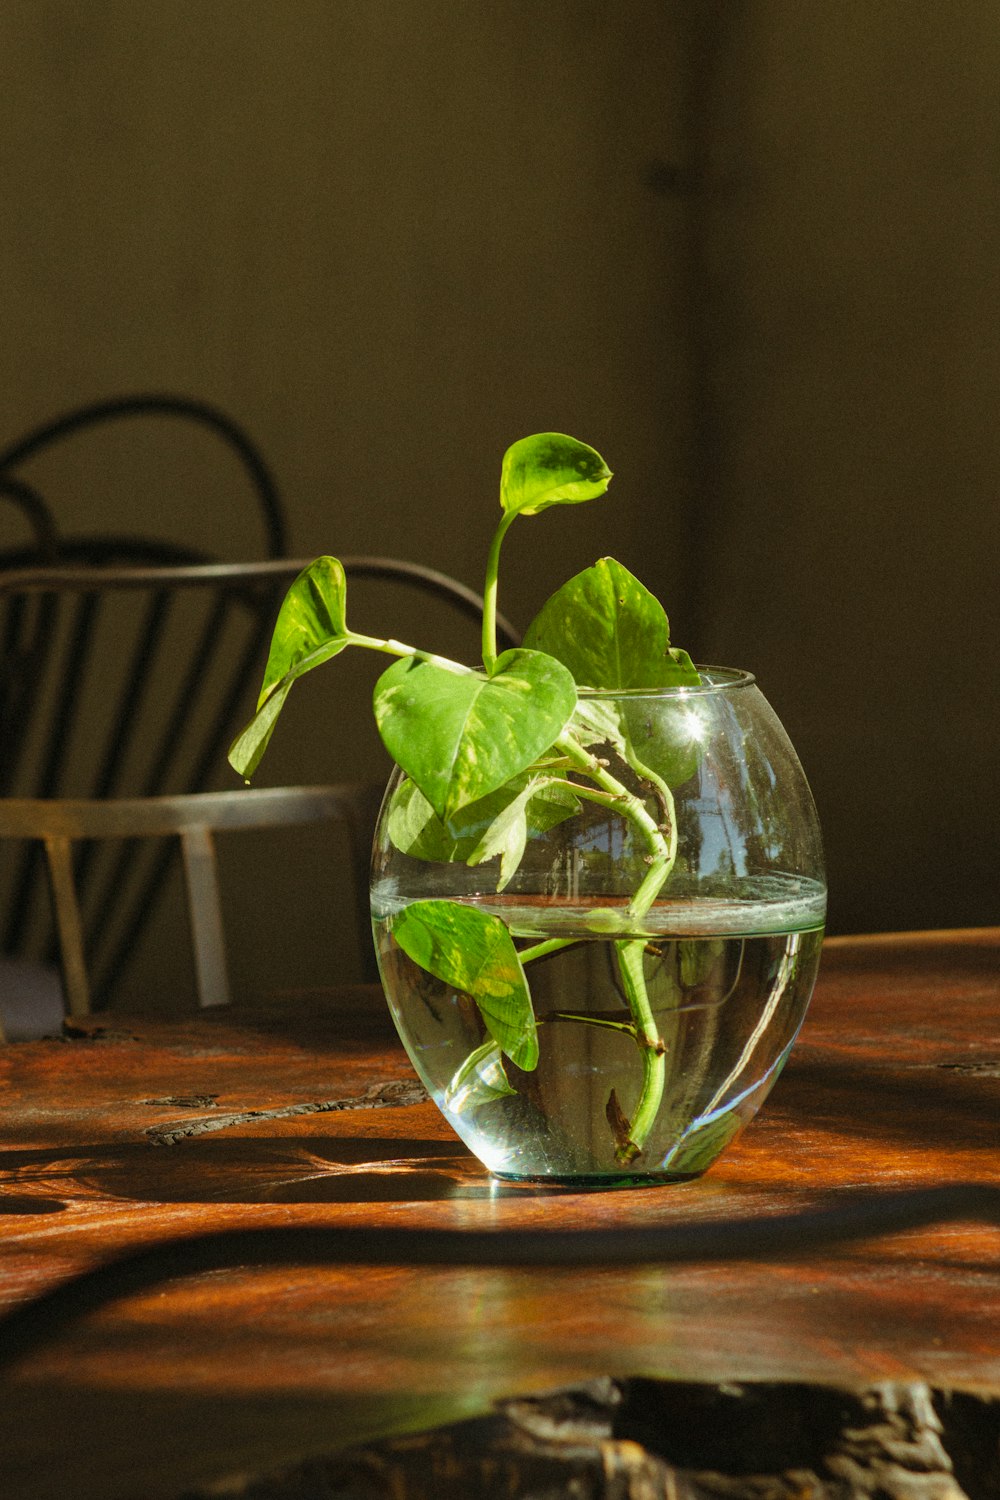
0,395,520,1036
0,554,520,1037
0,393,294,1025
0,392,287,563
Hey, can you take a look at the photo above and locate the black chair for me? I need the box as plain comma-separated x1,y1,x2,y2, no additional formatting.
0,554,520,1037
0,395,520,1037
0,395,288,1034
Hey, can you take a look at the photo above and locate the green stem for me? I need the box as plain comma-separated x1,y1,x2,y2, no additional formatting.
518,935,576,965
555,731,672,918
613,937,665,1165
345,631,471,674
622,734,674,838
481,510,517,674
540,1011,638,1039
555,726,676,1160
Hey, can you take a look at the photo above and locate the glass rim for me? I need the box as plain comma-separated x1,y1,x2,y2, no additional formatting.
577,665,756,700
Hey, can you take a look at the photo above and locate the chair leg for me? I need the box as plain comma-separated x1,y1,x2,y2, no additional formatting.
180,826,231,1009
42,835,88,1018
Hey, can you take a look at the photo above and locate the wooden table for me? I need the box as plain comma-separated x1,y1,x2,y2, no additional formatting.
0,929,998,1499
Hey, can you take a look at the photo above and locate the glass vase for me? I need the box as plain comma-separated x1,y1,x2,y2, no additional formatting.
370,668,825,1188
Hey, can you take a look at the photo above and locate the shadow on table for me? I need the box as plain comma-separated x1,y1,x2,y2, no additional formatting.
776,1053,1000,1150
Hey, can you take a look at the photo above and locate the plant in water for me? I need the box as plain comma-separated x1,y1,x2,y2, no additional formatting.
229,433,703,1165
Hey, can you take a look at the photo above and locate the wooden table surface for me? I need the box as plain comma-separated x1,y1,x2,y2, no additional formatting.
0,928,998,1499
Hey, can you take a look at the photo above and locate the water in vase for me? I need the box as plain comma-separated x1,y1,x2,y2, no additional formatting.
372,876,825,1186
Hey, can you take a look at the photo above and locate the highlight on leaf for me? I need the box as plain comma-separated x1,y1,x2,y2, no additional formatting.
258,556,350,707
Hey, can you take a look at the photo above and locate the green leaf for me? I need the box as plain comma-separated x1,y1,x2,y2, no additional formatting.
523,558,703,789
469,789,532,890
373,648,576,822
522,557,700,691
386,777,478,863
228,683,297,783
257,556,350,705
499,433,612,517
227,557,351,780
387,774,579,880
618,697,704,792
393,899,538,1070
569,695,627,754
467,776,579,891
444,1040,518,1114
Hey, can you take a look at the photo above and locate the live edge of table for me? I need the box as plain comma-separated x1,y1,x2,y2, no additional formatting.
0,927,997,1499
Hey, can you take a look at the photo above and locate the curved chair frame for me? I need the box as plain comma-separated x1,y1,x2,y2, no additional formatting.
0,475,58,560
0,393,287,558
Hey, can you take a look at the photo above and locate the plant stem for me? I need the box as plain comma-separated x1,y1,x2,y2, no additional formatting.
345,631,471,674
481,511,517,674
554,731,673,918
540,1011,638,1039
518,935,575,965
622,734,674,836
613,937,665,1164
554,726,677,1160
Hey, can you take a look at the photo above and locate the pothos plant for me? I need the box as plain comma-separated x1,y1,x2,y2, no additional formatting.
229,433,701,1164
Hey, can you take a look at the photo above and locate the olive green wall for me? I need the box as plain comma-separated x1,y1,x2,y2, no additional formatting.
688,4,1000,936
0,3,996,1004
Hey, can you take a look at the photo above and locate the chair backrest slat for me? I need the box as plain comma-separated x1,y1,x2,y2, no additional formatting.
92,590,173,802
36,592,100,799
134,589,234,798
67,589,177,953
0,592,57,797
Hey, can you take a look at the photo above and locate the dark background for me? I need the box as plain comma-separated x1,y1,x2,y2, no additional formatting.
1,3,997,1000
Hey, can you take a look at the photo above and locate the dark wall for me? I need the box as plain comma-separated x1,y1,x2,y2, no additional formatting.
686,5,1000,936
0,3,996,1002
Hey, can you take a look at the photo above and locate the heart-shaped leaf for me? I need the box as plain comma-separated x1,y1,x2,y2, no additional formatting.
524,558,703,789
387,773,579,878
392,899,538,1070
374,648,576,821
523,557,700,690
228,557,351,780
499,433,612,517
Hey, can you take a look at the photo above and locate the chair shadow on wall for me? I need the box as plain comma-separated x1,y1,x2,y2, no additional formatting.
0,395,520,1040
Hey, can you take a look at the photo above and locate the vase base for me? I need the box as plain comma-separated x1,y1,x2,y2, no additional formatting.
489,1168,703,1191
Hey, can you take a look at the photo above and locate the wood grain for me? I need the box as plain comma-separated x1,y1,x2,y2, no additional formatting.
0,930,997,1499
